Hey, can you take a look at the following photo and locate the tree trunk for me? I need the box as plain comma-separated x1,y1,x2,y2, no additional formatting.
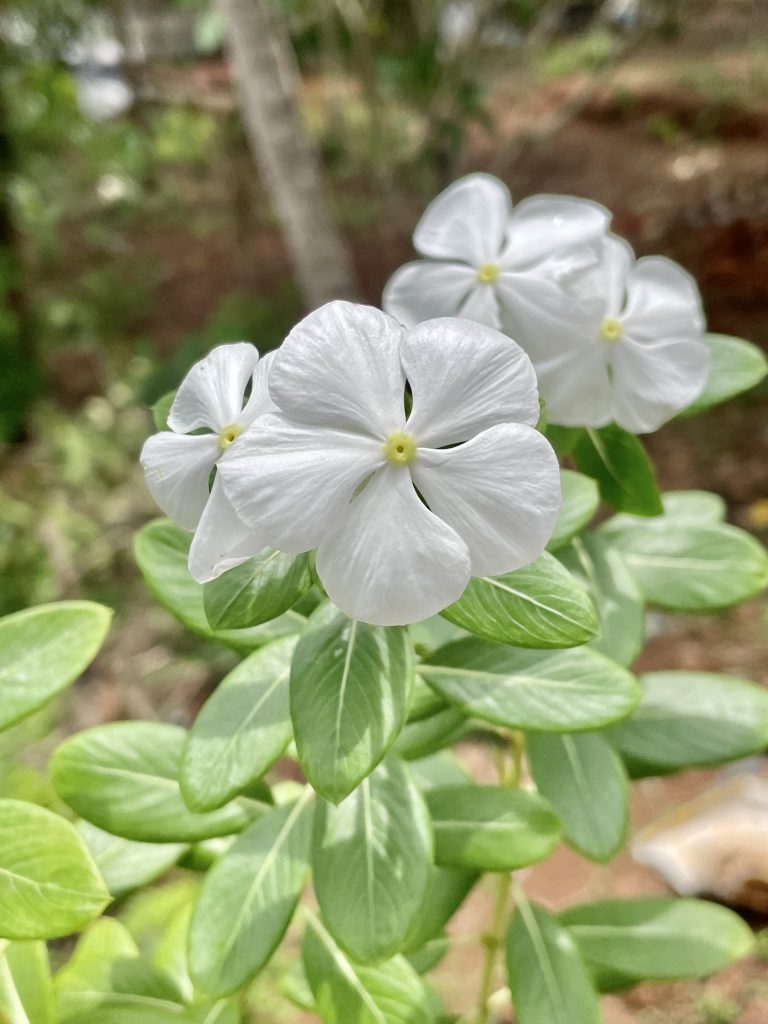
216,0,359,309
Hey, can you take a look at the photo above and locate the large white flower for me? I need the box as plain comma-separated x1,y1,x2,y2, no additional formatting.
382,172,610,343
140,343,274,582
525,235,710,433
219,302,561,627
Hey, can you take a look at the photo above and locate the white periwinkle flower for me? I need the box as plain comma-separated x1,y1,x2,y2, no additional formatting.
219,301,561,627
140,343,274,581
527,235,710,433
382,172,610,342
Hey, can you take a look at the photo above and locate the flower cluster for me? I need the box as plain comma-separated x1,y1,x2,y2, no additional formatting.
384,173,709,433
141,173,711,626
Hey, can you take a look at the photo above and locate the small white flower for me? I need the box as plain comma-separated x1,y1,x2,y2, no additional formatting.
140,343,274,582
219,302,561,627
527,235,710,433
382,172,610,342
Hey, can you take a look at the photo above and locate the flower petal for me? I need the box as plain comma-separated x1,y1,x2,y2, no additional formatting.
500,194,610,273
622,256,705,341
188,474,264,583
413,173,511,265
382,260,477,327
457,281,502,328
570,233,633,316
610,334,711,433
240,349,277,427
218,413,383,553
535,347,614,428
412,423,561,575
140,432,219,531
497,271,603,360
315,466,471,626
168,343,259,433
402,317,540,448
268,301,406,436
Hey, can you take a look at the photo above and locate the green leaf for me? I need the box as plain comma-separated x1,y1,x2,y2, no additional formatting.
598,519,768,611
407,676,448,722
558,535,644,666
682,333,767,415
77,821,186,897
422,640,639,732
661,490,726,523
527,732,628,862
0,942,54,1024
426,785,559,872
0,800,108,940
607,671,768,776
506,897,601,1024
441,553,598,649
0,601,111,732
51,722,254,842
302,912,434,1024
407,751,472,792
291,615,414,803
393,704,469,761
545,425,583,457
574,425,663,516
403,867,478,954
151,391,176,431
203,550,313,630
189,794,313,997
560,898,754,989
313,757,432,963
547,471,600,552
135,520,304,652
181,636,296,811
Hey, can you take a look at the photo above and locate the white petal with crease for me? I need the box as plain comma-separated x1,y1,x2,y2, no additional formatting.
168,343,259,433
316,467,471,626
535,346,614,428
500,194,610,272
622,257,705,341
188,473,264,583
219,413,382,553
402,317,540,448
382,260,476,327
241,349,277,427
413,173,511,265
140,431,219,531
457,282,502,328
412,423,560,575
269,301,406,436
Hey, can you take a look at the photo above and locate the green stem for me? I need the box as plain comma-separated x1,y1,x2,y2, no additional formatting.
474,731,525,1024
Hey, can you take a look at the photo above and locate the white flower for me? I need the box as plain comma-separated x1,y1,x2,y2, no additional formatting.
526,235,710,433
382,172,610,343
140,343,274,582
219,302,561,627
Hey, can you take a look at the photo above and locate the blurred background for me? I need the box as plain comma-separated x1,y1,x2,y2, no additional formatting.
1,1,768,1020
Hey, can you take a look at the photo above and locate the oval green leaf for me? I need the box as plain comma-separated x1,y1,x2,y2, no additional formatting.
507,897,601,1024
560,898,754,988
291,615,414,803
394,704,469,761
421,640,640,732
426,785,559,872
683,333,767,415
51,722,254,842
302,912,433,1024
527,732,628,862
441,553,598,649
203,550,312,630
313,757,433,964
77,821,186,898
573,425,663,517
1,942,54,1024
547,470,600,552
0,601,111,732
598,520,768,612
189,794,313,997
135,520,304,652
607,671,768,776
0,800,108,940
181,636,296,811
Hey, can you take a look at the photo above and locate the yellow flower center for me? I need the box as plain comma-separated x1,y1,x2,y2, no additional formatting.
600,317,623,342
383,432,417,467
218,423,243,450
476,263,500,285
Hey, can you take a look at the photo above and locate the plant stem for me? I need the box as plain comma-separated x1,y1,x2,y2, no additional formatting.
474,730,526,1024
